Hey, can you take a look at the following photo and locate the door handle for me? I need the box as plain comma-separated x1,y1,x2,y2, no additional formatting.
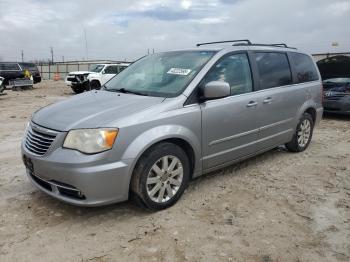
263,97,273,104
246,101,258,107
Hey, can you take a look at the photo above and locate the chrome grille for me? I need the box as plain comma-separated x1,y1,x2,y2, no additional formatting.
25,124,57,156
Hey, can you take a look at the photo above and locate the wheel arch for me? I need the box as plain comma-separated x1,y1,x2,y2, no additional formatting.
297,101,319,125
123,125,202,187
304,107,316,123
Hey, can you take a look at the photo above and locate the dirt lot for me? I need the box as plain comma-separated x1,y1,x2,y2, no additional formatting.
0,81,349,262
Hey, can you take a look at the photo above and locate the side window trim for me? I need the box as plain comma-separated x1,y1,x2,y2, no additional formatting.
184,51,255,106
287,51,299,84
251,51,293,91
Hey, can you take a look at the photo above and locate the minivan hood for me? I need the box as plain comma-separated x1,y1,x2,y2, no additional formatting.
32,90,165,131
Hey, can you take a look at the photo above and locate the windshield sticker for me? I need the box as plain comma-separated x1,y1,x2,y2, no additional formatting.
167,68,192,76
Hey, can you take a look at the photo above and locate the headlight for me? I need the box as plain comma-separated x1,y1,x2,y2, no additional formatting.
63,128,118,154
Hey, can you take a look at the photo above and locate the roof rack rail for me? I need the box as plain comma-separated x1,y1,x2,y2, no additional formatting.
196,39,252,47
232,42,297,49
196,40,297,49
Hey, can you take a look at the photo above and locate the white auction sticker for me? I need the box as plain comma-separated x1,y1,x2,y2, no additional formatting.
167,68,192,76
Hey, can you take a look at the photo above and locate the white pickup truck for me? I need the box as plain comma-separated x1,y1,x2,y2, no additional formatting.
65,63,130,94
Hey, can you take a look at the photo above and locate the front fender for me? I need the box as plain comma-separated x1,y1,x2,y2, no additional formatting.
122,125,202,176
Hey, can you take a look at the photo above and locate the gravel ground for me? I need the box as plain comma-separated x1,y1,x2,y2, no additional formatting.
0,81,349,262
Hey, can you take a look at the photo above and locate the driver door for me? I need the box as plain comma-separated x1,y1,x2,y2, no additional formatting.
201,53,261,170
101,65,119,85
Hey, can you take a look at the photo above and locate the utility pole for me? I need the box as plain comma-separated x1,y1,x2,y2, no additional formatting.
152,48,154,54
21,50,24,62
84,29,88,60
62,56,64,62
50,47,54,63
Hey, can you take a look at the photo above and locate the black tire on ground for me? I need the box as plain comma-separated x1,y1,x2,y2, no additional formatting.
90,81,101,90
286,112,314,152
0,84,6,93
131,142,190,211
71,85,85,94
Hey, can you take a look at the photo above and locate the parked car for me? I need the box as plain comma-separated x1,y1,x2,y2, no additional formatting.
19,62,42,84
0,62,25,85
0,62,41,86
65,63,130,94
22,40,323,210
317,55,350,115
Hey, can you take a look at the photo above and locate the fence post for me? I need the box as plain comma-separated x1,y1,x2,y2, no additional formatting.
48,63,51,80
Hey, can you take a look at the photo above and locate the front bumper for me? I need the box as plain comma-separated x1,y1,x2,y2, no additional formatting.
323,96,350,115
21,140,134,206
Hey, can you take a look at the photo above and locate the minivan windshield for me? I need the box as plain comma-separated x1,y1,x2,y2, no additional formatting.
104,51,216,97
89,64,105,73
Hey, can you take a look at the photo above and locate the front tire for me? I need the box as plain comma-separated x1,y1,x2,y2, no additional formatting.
71,85,85,94
286,113,314,152
90,80,101,90
131,142,190,210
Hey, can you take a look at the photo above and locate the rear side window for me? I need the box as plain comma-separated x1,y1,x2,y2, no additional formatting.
0,63,20,71
255,52,292,89
289,53,319,83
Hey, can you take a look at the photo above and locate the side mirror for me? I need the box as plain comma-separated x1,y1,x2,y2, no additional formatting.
201,81,230,100
102,70,106,74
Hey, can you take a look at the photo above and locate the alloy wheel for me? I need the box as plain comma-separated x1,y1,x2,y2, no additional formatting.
146,155,183,203
297,119,311,147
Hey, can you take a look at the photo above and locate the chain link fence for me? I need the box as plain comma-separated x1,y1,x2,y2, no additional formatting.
37,61,130,80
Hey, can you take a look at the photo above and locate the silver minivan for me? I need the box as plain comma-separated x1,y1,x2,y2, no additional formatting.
22,40,323,210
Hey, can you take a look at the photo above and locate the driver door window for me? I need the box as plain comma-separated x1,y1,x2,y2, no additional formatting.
203,53,253,96
104,66,119,74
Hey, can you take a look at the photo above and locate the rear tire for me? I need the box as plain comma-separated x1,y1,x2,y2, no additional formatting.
285,113,314,152
131,142,190,210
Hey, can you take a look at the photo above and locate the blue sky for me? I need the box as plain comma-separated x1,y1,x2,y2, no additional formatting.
0,0,349,61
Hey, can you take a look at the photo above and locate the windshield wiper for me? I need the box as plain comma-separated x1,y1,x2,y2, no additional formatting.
112,88,149,96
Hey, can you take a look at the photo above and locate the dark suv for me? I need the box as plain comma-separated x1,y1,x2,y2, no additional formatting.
0,62,41,85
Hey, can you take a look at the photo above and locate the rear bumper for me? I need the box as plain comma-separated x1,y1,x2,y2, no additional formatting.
323,97,350,115
22,142,134,206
